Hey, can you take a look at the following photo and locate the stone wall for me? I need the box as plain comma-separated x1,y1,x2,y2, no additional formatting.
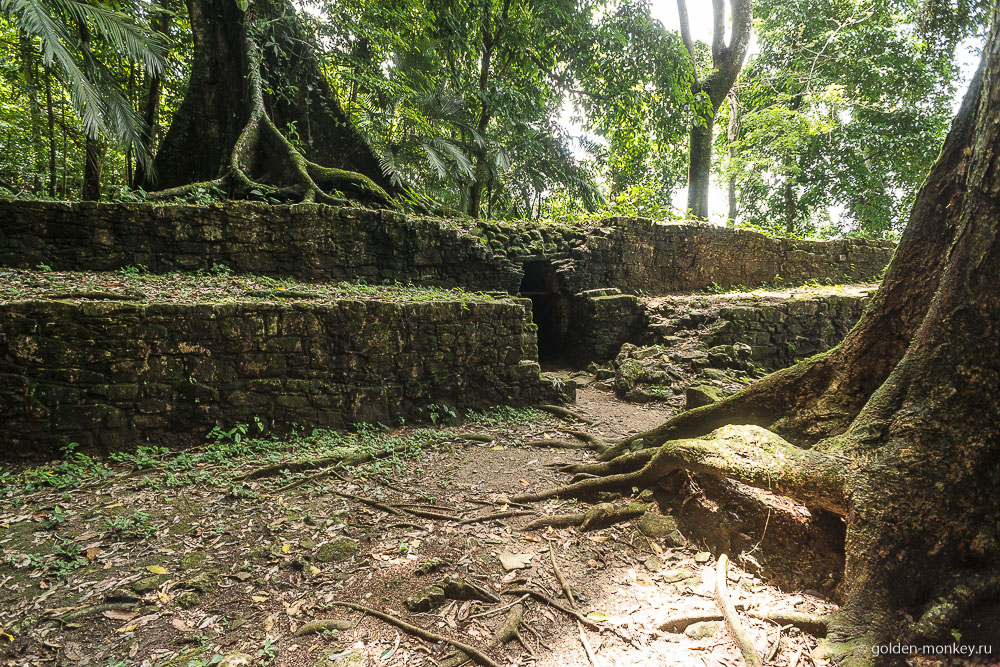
0,201,895,296
1,296,559,456
699,293,870,370
567,289,647,362
0,200,522,293
561,218,894,294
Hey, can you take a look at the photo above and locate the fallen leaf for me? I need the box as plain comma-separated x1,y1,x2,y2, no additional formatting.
170,618,194,632
252,595,269,602
103,609,139,621
146,565,167,575
85,547,101,561
497,551,532,571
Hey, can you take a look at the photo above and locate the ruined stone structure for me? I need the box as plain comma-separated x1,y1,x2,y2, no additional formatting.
1,296,554,453
0,199,896,455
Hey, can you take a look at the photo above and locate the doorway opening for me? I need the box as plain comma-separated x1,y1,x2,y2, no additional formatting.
519,261,571,362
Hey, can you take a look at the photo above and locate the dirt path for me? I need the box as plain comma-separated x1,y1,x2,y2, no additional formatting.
1,385,839,667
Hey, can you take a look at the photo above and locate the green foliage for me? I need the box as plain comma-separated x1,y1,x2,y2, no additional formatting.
22,442,111,489
721,0,986,237
104,509,155,539
0,0,166,168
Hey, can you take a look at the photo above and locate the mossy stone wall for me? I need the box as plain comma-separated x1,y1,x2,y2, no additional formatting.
0,297,556,455
0,200,522,292
0,201,894,295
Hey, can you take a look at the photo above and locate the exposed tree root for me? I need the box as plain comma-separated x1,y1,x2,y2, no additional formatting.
658,609,829,637
536,404,594,424
293,618,355,636
458,510,536,525
49,602,139,623
524,439,593,450
438,603,525,667
515,425,846,515
565,430,609,453
330,490,461,522
147,22,396,209
330,602,500,667
716,554,762,667
522,502,650,532
548,544,597,666
503,588,599,630
911,570,1000,641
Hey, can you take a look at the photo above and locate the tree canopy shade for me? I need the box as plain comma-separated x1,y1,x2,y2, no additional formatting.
515,2,1000,660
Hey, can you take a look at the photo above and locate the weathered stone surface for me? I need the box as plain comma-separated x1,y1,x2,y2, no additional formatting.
0,201,893,296
315,649,369,667
684,620,723,639
315,538,358,563
686,384,725,409
0,297,564,456
643,514,675,536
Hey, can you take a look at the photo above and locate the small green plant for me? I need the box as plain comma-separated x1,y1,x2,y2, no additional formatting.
110,445,169,470
35,263,52,272
41,505,67,530
119,264,149,277
50,539,87,578
258,639,278,663
23,443,111,490
104,510,155,539
187,655,224,667
424,403,457,425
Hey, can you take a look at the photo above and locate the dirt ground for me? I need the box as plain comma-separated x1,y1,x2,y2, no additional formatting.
0,382,987,667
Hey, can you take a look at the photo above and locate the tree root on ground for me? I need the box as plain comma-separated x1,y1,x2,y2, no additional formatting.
522,502,650,532
330,601,500,667
716,554,762,667
330,490,461,522
911,569,1000,641
548,544,597,666
524,439,593,450
658,609,829,637
458,510,536,525
503,588,599,630
49,602,141,623
438,603,525,667
515,425,846,516
536,404,594,424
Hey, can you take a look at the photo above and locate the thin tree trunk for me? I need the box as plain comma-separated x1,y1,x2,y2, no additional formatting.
726,90,739,224
44,66,56,197
133,3,170,188
687,118,714,219
83,136,103,200
677,0,753,220
18,31,44,191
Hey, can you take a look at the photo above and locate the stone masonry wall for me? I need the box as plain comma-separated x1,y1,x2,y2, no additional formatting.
0,200,523,293
0,201,895,296
561,218,894,294
1,297,554,455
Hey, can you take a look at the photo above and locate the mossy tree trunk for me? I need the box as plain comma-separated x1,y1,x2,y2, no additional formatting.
528,6,1000,663
146,0,397,207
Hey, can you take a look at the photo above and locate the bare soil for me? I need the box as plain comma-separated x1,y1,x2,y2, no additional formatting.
0,382,982,667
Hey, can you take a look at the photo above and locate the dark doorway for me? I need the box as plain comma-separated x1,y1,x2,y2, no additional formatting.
519,261,570,362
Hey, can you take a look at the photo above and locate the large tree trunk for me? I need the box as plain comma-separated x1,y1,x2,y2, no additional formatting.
148,0,395,205
517,5,1000,663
